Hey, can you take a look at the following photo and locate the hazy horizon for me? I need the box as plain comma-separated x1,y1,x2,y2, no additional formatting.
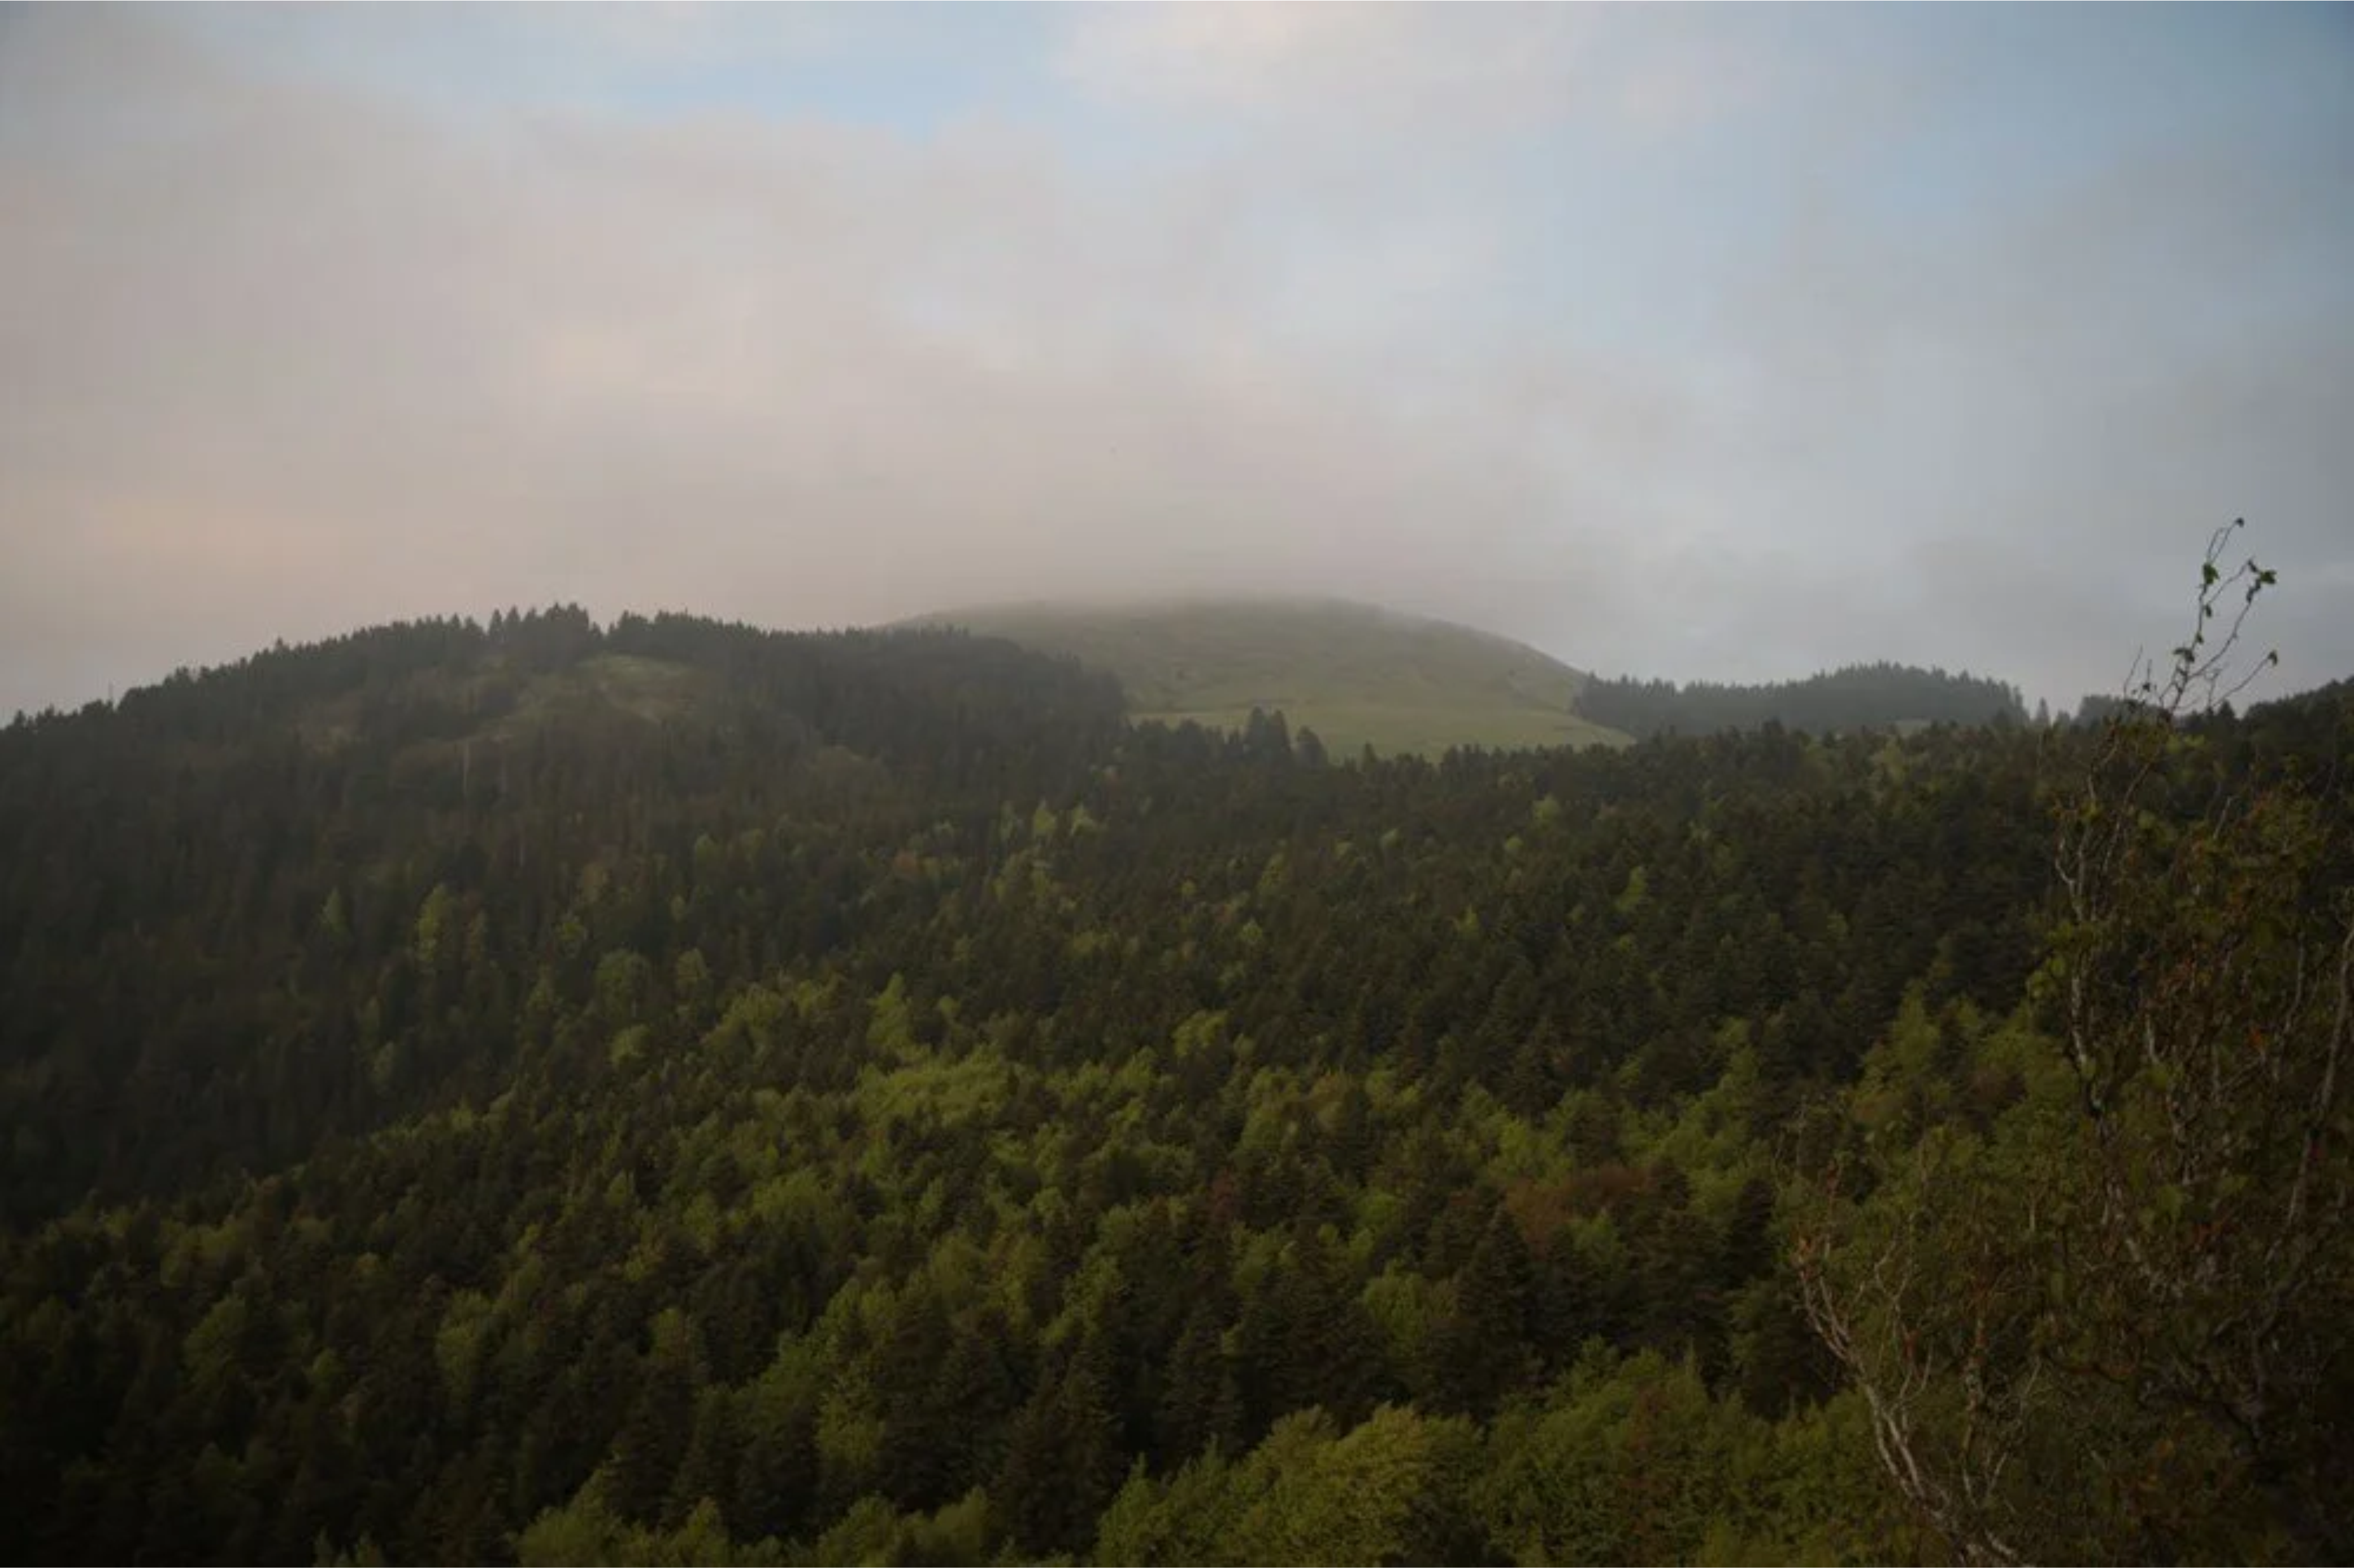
5,4,2351,721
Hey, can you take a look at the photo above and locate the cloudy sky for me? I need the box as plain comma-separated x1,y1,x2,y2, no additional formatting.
3,3,2350,720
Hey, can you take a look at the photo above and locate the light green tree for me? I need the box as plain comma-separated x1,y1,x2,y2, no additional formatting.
1791,522,2354,1563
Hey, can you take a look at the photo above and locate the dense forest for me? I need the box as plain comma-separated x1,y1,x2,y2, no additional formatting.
1,583,2348,1565
1575,663,2029,738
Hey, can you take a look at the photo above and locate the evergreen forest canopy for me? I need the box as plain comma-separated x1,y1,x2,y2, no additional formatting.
1,555,2348,1566
1574,664,2031,739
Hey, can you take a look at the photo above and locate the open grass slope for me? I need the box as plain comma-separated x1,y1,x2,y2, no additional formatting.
901,596,1631,757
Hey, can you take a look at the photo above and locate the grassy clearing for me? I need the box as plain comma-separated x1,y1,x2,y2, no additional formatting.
904,597,1631,758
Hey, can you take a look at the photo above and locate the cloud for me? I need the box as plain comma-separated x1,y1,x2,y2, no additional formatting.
1059,5,1583,126
0,9,1648,714
0,5,2349,722
1054,2,1777,144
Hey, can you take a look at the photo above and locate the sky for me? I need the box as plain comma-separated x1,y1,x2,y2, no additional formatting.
3,3,2351,721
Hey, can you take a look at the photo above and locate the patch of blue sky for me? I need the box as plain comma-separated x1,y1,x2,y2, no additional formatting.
162,1,1206,168
1851,7,2347,236
1512,3,2349,363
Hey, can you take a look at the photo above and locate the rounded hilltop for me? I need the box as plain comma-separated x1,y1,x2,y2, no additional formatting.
896,595,1631,758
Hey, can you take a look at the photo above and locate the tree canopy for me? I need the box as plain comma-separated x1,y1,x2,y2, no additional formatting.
1,588,2346,1565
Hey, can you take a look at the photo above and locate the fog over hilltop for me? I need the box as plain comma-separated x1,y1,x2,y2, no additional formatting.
3,5,2350,721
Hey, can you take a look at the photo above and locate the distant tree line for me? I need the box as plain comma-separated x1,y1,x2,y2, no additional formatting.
1577,662,2029,737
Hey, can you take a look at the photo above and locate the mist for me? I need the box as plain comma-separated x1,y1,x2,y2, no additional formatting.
4,4,2351,722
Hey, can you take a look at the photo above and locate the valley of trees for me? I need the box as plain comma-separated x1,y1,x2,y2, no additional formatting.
1575,663,2030,738
1,581,2347,1565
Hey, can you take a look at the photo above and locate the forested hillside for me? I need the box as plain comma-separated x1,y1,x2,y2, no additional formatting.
1,601,2347,1566
1576,663,2029,737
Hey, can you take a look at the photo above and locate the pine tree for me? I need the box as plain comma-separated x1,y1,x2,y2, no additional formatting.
994,1336,1122,1557
1156,1297,1240,1464
1432,1206,1537,1415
